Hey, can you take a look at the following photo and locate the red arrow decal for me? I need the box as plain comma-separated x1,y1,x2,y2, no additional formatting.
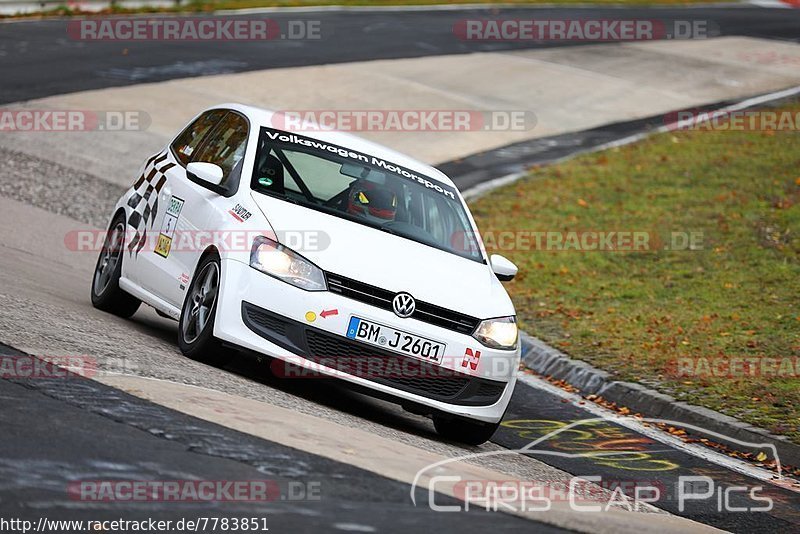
320,309,338,319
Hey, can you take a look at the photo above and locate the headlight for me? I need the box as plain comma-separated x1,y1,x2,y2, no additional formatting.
473,316,518,350
250,236,327,291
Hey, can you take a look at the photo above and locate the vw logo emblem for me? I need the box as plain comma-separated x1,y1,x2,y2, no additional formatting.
392,292,416,318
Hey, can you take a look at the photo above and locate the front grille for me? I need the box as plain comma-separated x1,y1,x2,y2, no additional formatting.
476,380,506,399
241,301,506,406
246,306,288,337
305,329,470,400
325,272,480,335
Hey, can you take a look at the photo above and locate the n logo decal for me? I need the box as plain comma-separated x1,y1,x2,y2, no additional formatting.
462,348,481,371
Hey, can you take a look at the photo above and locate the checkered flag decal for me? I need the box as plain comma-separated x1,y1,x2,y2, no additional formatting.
126,151,176,257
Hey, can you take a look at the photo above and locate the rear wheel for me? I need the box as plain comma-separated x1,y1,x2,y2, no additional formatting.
91,214,141,318
433,415,500,446
178,253,230,365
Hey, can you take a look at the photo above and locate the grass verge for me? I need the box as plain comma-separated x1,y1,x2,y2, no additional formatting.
470,102,800,442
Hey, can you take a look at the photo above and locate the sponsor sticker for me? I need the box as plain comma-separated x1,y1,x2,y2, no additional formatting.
462,348,481,371
178,272,190,290
229,203,252,222
155,196,184,258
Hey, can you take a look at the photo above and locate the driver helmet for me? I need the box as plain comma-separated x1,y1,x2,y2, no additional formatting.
347,180,397,223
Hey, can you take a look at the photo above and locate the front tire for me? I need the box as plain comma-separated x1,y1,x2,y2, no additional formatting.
178,253,229,365
433,415,500,446
91,214,141,318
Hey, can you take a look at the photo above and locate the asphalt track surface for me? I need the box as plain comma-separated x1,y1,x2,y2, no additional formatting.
2,340,799,531
0,345,562,533
0,6,799,104
495,382,800,531
2,5,800,533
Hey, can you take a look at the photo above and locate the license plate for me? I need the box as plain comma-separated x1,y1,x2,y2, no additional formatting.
346,317,445,364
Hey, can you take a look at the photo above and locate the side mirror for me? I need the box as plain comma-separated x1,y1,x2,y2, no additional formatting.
490,254,518,282
187,162,224,186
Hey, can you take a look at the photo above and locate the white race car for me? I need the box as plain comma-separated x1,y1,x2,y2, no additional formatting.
92,103,520,444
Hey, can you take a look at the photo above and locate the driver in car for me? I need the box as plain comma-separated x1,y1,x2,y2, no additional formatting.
346,180,398,222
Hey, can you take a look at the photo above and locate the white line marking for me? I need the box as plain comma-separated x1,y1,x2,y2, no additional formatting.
515,371,800,493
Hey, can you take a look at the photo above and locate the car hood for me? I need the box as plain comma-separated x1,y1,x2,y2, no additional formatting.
251,193,514,319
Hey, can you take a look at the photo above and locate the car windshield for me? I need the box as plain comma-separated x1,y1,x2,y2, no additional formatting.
250,128,483,262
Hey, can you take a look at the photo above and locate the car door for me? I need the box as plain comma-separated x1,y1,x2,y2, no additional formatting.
135,109,249,308
124,110,225,289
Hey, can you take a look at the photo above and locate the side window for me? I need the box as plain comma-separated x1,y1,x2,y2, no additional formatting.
171,110,226,165
192,112,249,188
423,194,457,247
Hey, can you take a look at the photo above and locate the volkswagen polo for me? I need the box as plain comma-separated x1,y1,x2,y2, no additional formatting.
91,103,520,445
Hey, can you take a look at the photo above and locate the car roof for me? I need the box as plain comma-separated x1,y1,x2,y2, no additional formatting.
214,102,459,191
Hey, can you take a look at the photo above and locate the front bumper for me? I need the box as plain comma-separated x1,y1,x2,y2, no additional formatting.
214,258,519,423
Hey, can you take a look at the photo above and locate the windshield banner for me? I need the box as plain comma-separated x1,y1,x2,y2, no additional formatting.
261,127,458,200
